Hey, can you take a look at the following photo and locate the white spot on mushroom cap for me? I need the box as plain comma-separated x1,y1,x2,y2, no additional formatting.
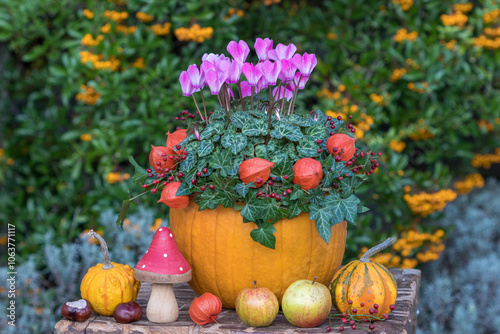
170,233,173,237
142,265,146,268
180,267,183,271
146,250,148,253
159,228,163,231
163,254,167,258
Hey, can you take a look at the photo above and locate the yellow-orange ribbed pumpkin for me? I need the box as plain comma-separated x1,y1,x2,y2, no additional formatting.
170,200,347,308
330,238,397,320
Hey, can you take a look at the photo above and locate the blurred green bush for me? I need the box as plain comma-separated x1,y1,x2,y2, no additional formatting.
1,0,499,270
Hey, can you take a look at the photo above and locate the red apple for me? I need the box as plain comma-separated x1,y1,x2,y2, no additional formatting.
235,281,279,327
282,277,332,327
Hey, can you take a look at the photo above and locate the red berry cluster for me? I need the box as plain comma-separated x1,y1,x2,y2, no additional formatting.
328,300,396,332
175,110,197,121
254,176,293,201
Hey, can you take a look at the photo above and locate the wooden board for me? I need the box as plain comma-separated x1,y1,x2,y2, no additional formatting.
55,268,420,334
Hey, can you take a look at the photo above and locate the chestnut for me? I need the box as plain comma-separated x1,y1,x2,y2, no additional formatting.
61,299,92,322
113,301,143,323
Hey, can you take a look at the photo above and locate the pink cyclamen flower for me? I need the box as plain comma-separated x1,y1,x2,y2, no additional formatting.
260,60,282,86
204,59,230,94
187,64,205,89
286,72,308,91
201,53,229,64
291,53,317,78
272,86,293,101
254,38,273,61
257,75,268,90
240,81,259,98
226,60,243,84
268,43,297,61
227,40,250,64
242,62,263,86
278,59,297,83
179,71,197,96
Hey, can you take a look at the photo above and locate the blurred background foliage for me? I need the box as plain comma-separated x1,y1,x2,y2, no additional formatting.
0,0,499,330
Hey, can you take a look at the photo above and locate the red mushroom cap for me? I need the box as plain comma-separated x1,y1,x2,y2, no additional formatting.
134,227,191,283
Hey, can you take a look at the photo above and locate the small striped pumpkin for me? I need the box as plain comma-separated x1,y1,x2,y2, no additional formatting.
330,238,397,319
170,200,347,309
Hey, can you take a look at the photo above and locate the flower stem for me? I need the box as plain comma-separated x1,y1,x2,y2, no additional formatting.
251,86,254,111
237,82,245,111
199,90,209,125
192,95,202,121
360,238,395,262
88,230,113,269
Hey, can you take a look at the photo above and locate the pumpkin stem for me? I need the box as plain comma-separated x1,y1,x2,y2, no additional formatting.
88,230,113,269
311,276,318,284
359,238,395,263
253,280,257,289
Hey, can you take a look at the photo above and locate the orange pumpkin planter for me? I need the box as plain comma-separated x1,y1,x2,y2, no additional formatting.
330,238,397,319
170,200,347,309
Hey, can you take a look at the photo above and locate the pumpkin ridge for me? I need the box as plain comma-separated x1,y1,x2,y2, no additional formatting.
83,266,100,299
103,272,108,314
373,263,397,314
213,207,222,300
339,261,358,311
374,262,397,287
371,263,389,315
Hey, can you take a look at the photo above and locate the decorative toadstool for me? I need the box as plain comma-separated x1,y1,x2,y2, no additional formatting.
134,227,192,323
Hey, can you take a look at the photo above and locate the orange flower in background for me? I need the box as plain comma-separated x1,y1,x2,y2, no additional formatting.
136,12,154,23
326,134,356,161
157,182,189,209
292,158,323,191
152,22,172,36
239,158,275,188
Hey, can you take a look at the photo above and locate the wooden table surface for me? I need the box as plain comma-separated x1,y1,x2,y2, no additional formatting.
55,268,420,334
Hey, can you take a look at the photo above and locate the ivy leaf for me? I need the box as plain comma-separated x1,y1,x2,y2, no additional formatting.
332,162,352,178
241,196,267,222
242,117,268,136
209,148,234,177
176,180,195,196
185,141,200,153
358,205,370,213
340,176,361,197
325,192,360,225
250,221,276,249
271,156,293,178
234,182,255,197
270,122,303,141
260,199,286,221
128,156,148,186
222,133,247,154
309,205,334,244
288,202,303,219
116,199,130,228
208,107,227,120
180,153,197,172
323,171,336,187
230,112,252,128
211,176,239,207
194,191,220,210
198,140,215,157
179,134,197,148
200,121,225,140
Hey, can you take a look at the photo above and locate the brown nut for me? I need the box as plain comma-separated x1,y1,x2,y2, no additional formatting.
113,301,142,323
61,299,92,322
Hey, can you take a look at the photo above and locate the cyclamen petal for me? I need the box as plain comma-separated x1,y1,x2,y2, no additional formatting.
294,72,309,89
240,81,252,98
187,64,205,89
179,71,195,96
268,43,297,61
261,60,282,86
254,38,273,61
227,40,250,64
202,53,229,64
205,69,223,95
226,60,242,84
292,52,317,77
257,75,268,90
278,59,297,83
272,86,293,101
242,62,263,86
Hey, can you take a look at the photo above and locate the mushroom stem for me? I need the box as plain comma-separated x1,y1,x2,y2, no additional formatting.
146,283,178,323
359,238,395,263
88,230,113,269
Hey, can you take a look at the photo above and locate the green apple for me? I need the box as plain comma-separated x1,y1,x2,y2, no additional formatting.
235,281,279,327
282,277,332,328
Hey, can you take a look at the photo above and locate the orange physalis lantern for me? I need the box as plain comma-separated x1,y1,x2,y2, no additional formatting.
166,129,187,155
292,158,323,190
149,145,177,171
239,158,275,188
189,293,222,325
326,134,356,161
158,182,189,209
